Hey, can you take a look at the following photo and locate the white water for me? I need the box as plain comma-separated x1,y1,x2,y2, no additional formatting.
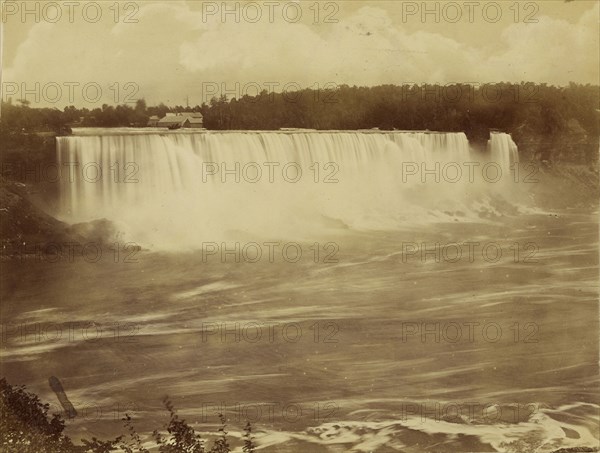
57,130,520,250
8,130,597,452
488,131,519,170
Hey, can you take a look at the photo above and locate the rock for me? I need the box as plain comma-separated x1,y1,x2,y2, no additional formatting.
0,177,122,257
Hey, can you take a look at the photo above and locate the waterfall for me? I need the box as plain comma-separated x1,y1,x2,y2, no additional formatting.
56,130,519,250
488,131,519,170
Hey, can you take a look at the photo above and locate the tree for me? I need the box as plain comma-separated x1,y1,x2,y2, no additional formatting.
0,378,78,452
0,380,252,453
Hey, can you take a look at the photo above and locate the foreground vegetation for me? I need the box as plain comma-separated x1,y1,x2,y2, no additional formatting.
0,378,256,453
2,379,598,453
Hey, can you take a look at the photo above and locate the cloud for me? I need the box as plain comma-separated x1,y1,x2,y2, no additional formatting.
3,2,598,107
178,6,484,87
487,5,599,85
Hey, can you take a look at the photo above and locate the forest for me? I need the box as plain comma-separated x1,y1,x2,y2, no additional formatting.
1,82,598,163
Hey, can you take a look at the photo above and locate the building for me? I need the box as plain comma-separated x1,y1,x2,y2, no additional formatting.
147,115,160,127
186,113,204,128
155,112,204,129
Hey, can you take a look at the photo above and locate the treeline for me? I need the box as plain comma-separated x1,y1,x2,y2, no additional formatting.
202,83,598,140
0,99,152,131
1,82,598,162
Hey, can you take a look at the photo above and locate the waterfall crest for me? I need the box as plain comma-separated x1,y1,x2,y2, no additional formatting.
57,130,519,249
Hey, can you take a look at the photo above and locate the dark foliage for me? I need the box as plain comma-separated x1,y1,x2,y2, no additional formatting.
0,378,256,453
1,83,598,166
0,378,77,452
242,422,256,453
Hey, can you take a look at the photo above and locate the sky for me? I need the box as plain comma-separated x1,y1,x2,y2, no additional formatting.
1,0,599,108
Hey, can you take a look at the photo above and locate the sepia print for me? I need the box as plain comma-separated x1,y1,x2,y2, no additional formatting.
0,1,599,452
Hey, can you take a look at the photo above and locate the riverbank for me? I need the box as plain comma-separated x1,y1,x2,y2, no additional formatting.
0,177,121,257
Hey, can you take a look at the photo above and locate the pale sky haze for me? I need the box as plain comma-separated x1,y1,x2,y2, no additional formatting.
1,0,598,107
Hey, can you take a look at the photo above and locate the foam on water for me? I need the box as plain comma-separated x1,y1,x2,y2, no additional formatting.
250,401,599,453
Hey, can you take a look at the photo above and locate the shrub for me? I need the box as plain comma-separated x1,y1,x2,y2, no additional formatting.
0,379,256,453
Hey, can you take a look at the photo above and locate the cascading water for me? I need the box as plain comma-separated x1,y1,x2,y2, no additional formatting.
56,130,520,250
488,131,519,170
